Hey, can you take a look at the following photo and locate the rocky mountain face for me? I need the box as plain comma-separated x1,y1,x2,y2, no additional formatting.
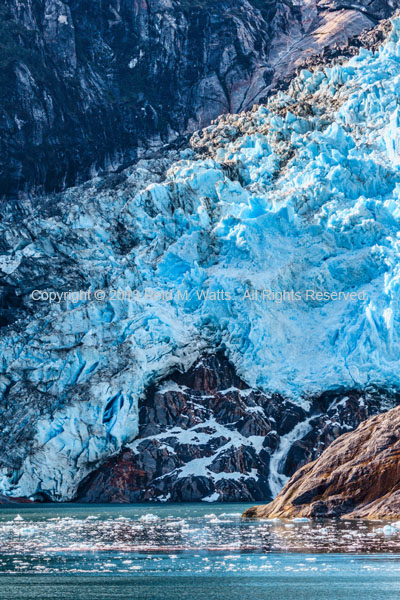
1,13,400,503
2,0,399,199
76,354,399,502
243,404,400,519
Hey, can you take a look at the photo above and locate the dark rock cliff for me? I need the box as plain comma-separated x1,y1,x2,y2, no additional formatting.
2,0,399,199
0,0,277,198
76,354,399,502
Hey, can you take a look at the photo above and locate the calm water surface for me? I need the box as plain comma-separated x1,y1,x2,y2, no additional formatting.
0,503,399,599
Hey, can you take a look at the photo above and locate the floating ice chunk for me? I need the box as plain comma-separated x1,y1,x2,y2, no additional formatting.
139,513,160,523
393,521,400,528
18,527,38,536
262,518,281,523
382,524,398,536
202,492,220,502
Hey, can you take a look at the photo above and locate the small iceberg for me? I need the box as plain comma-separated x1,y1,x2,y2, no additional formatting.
139,513,159,523
18,526,39,537
382,524,398,536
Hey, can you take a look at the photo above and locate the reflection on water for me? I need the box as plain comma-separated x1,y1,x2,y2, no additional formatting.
0,504,400,599
0,503,399,574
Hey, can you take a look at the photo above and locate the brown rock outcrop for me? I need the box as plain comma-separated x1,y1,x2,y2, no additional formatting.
243,405,400,520
0,495,32,505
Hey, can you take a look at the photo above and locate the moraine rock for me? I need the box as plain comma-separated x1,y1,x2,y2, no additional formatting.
243,404,400,519
76,354,400,502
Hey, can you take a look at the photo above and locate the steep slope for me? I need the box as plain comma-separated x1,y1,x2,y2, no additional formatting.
1,0,399,199
76,354,398,502
1,17,400,501
243,404,400,519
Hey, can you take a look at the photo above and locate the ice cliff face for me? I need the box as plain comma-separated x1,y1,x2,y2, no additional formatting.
1,0,399,198
2,18,400,500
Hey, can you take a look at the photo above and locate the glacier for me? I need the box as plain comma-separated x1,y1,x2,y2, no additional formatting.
2,18,400,500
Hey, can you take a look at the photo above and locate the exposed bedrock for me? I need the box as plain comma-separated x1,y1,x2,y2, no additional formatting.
2,18,400,501
243,404,400,519
2,0,400,198
76,354,399,502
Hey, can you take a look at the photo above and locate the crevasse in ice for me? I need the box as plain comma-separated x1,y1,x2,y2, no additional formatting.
1,20,400,499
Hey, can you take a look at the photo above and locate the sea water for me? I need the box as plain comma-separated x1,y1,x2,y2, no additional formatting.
0,503,399,599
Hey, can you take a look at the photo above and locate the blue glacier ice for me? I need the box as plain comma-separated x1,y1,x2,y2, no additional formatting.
2,19,400,499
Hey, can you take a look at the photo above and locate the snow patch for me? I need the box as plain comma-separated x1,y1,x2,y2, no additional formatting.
2,19,400,499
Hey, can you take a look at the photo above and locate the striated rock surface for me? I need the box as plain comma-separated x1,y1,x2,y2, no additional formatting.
2,0,400,199
243,404,400,519
76,354,399,502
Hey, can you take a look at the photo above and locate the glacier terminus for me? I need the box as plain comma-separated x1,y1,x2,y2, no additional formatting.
1,17,400,501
